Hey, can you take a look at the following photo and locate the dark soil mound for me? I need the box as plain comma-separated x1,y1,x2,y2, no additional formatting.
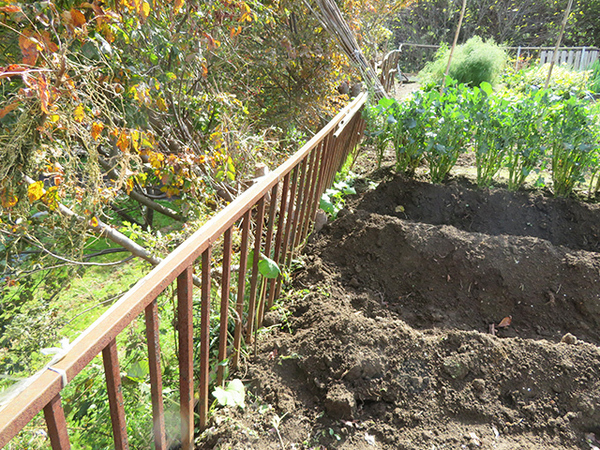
358,175,600,253
200,176,600,450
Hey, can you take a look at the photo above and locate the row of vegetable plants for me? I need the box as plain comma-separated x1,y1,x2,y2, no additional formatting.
364,81,600,197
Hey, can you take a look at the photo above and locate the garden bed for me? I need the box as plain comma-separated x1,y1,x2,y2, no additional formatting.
200,174,600,449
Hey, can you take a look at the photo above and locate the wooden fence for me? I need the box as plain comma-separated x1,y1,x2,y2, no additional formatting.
525,46,599,70
0,93,367,450
394,43,600,72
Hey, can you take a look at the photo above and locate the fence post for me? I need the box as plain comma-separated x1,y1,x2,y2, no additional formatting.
177,266,195,450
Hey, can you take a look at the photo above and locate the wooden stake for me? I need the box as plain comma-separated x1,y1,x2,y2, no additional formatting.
442,0,467,88
544,0,575,89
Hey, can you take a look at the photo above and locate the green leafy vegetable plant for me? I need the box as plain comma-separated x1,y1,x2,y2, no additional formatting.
424,83,471,182
213,378,246,408
504,89,550,190
467,82,512,187
547,95,597,197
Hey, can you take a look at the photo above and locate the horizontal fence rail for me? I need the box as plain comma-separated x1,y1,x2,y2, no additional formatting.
0,93,367,449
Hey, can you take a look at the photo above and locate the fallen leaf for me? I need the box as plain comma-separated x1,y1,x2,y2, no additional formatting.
365,433,376,446
497,316,512,328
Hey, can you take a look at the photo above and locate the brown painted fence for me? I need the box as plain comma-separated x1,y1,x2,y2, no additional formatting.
0,93,367,449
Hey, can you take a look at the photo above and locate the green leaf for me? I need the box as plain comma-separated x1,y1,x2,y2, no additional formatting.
213,379,245,408
319,197,335,216
480,82,493,96
258,255,280,279
127,360,149,381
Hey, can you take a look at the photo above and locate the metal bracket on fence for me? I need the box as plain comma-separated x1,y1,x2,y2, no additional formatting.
48,367,68,389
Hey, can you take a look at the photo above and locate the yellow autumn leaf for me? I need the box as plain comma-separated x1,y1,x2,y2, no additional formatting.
74,104,85,122
43,186,59,210
89,216,99,227
156,97,168,112
28,181,44,203
126,177,134,194
130,129,140,151
91,121,104,141
141,1,150,19
174,0,185,14
0,189,18,208
148,151,164,168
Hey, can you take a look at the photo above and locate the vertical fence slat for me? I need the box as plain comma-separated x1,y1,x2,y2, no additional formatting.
43,394,71,450
267,173,291,309
102,339,129,450
199,247,212,430
310,138,329,222
299,145,322,245
287,157,309,261
258,184,279,326
295,152,316,247
218,228,233,386
323,135,340,190
246,198,266,343
177,266,194,450
232,211,251,369
310,135,331,226
145,299,167,450
277,166,300,297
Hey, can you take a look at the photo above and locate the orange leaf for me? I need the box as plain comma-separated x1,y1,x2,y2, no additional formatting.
28,181,45,203
35,75,51,114
91,121,104,140
497,316,512,328
0,64,28,80
0,101,19,119
38,31,59,53
70,9,87,28
0,5,22,13
18,33,38,66
116,130,131,152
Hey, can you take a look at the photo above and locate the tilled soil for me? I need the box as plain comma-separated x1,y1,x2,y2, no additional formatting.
199,174,600,450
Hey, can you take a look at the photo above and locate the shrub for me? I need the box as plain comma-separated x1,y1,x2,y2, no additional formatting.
420,36,507,87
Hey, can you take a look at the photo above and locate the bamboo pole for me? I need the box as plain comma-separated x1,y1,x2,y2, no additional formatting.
442,0,467,88
306,0,388,100
544,0,575,89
